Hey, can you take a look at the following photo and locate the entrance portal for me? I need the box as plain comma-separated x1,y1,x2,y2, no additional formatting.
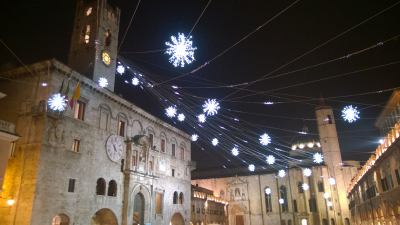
235,215,244,225
170,213,184,225
133,193,145,225
91,208,118,225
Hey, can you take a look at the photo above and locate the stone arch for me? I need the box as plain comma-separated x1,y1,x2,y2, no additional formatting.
51,213,69,225
229,204,248,225
129,184,151,225
170,212,184,225
131,120,143,135
133,193,145,225
91,208,118,225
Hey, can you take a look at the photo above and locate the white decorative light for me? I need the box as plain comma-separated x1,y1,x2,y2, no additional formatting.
378,138,384,144
279,198,284,204
328,177,336,185
177,113,185,121
265,187,272,195
116,65,125,74
172,85,179,89
191,134,199,142
198,114,206,123
248,164,255,171
341,105,360,123
259,133,271,146
291,145,297,150
278,170,286,178
231,147,239,156
212,138,219,146
327,201,333,207
48,93,67,112
298,143,305,149
41,82,48,87
323,192,330,199
98,77,109,88
266,155,275,165
203,99,220,116
264,101,274,105
303,168,312,177
302,183,310,191
307,142,314,148
313,152,324,164
6,199,15,206
165,33,197,67
132,77,139,86
165,106,177,118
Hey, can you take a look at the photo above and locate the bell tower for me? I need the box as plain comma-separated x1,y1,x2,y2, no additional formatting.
68,0,120,92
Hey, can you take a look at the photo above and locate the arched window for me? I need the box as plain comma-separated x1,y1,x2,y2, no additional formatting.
344,218,350,225
280,185,288,212
173,191,178,204
52,214,70,225
179,192,184,204
322,219,329,225
288,220,292,225
330,219,335,225
96,178,106,195
107,180,117,197
264,186,272,212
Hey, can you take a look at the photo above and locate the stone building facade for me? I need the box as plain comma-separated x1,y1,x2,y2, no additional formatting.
347,90,400,225
0,1,192,225
192,104,358,225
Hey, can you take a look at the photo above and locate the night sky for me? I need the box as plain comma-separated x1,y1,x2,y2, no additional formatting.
2,0,400,170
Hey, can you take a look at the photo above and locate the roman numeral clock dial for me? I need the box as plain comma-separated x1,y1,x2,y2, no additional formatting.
106,134,124,162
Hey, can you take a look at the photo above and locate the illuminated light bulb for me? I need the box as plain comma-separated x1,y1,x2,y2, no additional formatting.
48,93,67,112
98,77,109,88
177,113,185,122
165,106,177,118
298,143,305,149
265,187,271,195
259,133,271,146
116,65,125,74
41,82,48,87
323,192,330,199
313,153,324,164
7,199,15,206
307,142,314,148
191,134,199,142
327,201,333,207
248,164,255,171
341,105,360,123
302,183,310,191
198,114,206,123
231,147,239,156
266,155,275,165
279,198,284,204
328,178,336,185
379,139,384,144
172,85,178,89
291,145,297,150
278,170,286,178
165,33,197,67
316,142,321,147
264,101,274,105
303,168,312,177
211,138,219,146
203,99,220,116
131,77,139,86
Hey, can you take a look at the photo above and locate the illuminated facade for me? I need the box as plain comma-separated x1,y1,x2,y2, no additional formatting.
0,1,192,225
347,90,400,225
193,104,358,225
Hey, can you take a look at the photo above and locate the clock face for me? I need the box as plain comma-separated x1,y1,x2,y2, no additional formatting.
102,51,111,66
106,134,124,162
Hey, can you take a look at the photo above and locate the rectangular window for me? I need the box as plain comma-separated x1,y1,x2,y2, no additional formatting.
318,181,325,192
100,110,109,130
298,182,304,193
155,192,163,214
118,120,125,137
71,139,80,152
172,169,175,177
68,179,76,192
161,139,166,152
172,144,176,157
180,147,185,160
149,134,154,148
149,156,154,171
293,200,298,212
131,151,137,167
309,198,317,212
74,101,86,120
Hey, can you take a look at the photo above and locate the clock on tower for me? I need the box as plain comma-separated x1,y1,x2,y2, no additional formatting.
67,0,120,92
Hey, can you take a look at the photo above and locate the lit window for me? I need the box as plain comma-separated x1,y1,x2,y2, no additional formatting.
301,219,308,225
155,192,163,214
68,179,76,193
71,139,80,152
172,144,176,157
86,7,92,16
74,101,86,120
118,120,126,137
84,25,90,44
161,139,166,152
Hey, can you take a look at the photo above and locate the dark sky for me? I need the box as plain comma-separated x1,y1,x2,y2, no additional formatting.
2,0,400,170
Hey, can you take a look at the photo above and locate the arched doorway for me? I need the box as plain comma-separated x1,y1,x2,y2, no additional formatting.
91,208,118,225
133,193,145,225
51,214,69,225
170,213,184,225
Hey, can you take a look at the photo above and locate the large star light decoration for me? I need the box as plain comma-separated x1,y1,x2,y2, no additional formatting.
203,99,220,116
248,164,255,172
211,138,219,146
278,169,286,178
231,147,239,156
165,33,197,67
303,168,312,177
341,105,360,123
191,134,199,142
259,133,271,146
48,93,67,112
177,113,185,122
198,114,206,123
116,65,125,75
98,77,109,88
266,155,275,165
165,106,177,118
313,152,324,164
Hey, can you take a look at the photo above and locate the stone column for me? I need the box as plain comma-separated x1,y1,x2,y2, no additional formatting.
122,140,133,225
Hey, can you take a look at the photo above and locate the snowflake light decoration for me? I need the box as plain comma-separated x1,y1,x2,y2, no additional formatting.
116,65,125,74
98,77,109,88
266,155,275,165
165,33,197,67
313,152,324,164
302,183,310,191
191,134,199,142
303,168,312,177
327,201,333,207
177,113,185,122
259,133,271,146
165,106,177,118
231,147,239,156
279,198,284,204
265,187,272,195
132,77,139,86
341,105,360,123
198,114,206,123
203,99,220,116
278,169,286,178
48,93,67,112
248,164,255,171
211,138,219,146
328,177,336,185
